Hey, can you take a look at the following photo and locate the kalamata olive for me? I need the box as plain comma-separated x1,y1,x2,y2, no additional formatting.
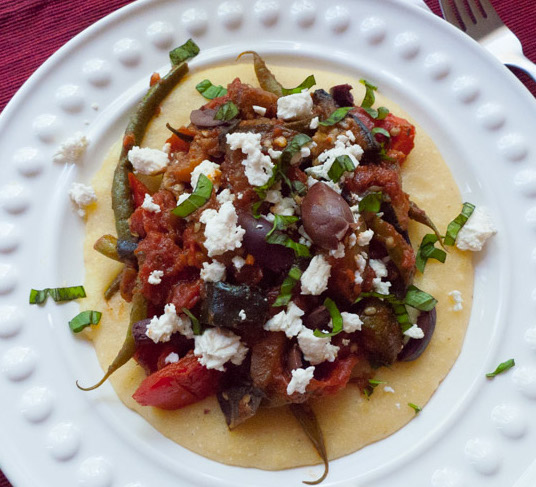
303,305,330,330
190,108,229,128
287,344,303,371
330,84,354,107
131,318,153,346
397,308,437,362
301,182,354,250
238,213,294,272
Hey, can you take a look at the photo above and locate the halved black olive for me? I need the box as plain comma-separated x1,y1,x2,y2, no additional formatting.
398,308,437,362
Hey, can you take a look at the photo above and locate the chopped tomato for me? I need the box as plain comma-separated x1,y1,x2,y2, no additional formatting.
132,351,222,410
128,173,150,208
376,113,415,158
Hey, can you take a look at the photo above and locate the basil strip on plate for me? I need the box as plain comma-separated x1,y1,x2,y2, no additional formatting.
486,358,515,378
444,202,476,246
69,310,102,333
358,191,383,213
196,79,228,99
318,107,353,127
266,232,311,258
29,285,86,305
273,266,303,307
172,174,213,217
266,214,299,238
182,307,202,335
169,38,200,65
281,74,316,95
416,234,447,273
408,403,422,414
214,101,239,121
314,298,343,337
404,285,437,312
328,155,355,183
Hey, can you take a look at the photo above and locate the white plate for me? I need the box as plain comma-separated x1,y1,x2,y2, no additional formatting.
1,0,536,486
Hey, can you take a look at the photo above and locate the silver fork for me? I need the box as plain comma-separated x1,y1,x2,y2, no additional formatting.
439,0,536,81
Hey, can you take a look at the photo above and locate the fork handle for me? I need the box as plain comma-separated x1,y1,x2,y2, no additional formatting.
505,54,536,83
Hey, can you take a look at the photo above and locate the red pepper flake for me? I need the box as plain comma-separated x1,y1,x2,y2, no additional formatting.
150,72,161,87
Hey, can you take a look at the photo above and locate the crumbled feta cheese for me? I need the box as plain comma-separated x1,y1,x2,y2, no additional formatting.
91,102,99,111
194,327,248,371
162,142,171,154
226,132,274,187
354,254,367,285
252,105,267,116
177,192,190,206
272,197,298,216
69,182,97,217
369,258,391,295
357,229,374,246
348,233,357,248
53,132,89,164
265,213,275,222
456,206,497,251
200,260,227,282
306,175,342,194
164,352,179,364
232,256,246,270
268,148,282,160
384,386,395,393
309,116,319,129
128,146,169,175
264,302,304,338
341,312,363,333
191,160,221,190
300,255,332,295
297,328,339,365
148,270,164,285
216,188,235,205
341,338,350,346
239,309,247,321
404,324,425,339
287,366,315,395
298,226,313,245
329,243,345,259
141,193,161,213
305,131,363,181
277,91,313,120
146,304,193,342
265,188,283,204
448,290,463,311
200,202,245,257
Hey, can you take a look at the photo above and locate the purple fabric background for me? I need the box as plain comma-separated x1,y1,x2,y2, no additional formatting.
0,0,534,485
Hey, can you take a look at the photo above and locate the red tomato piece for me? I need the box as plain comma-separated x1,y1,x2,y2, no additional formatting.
132,351,223,410
128,172,150,208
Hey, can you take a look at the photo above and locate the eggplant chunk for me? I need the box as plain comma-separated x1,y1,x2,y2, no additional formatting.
348,113,380,157
200,282,269,328
218,384,265,429
398,308,437,361
358,298,403,366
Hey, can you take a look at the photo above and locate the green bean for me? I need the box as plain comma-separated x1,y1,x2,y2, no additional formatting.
77,292,147,391
237,51,283,96
289,403,329,485
104,267,124,301
112,61,190,249
94,234,121,261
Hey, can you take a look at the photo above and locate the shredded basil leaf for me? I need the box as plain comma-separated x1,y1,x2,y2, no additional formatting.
416,234,447,273
358,191,383,213
195,79,228,99
444,202,476,246
254,165,279,199
273,266,303,307
313,298,343,338
266,215,299,238
281,133,312,166
318,107,353,127
359,79,389,119
292,180,308,196
266,232,311,258
251,200,264,218
404,285,437,312
29,286,87,305
69,310,102,333
328,155,355,183
363,378,387,399
408,403,422,414
214,101,239,121
169,39,200,65
172,174,213,217
182,307,202,335
281,75,316,95
486,358,515,378
371,127,391,139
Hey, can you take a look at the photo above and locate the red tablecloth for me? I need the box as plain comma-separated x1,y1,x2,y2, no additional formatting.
0,0,534,486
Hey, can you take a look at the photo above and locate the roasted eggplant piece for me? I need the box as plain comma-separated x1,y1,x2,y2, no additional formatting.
398,308,437,361
200,282,269,328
